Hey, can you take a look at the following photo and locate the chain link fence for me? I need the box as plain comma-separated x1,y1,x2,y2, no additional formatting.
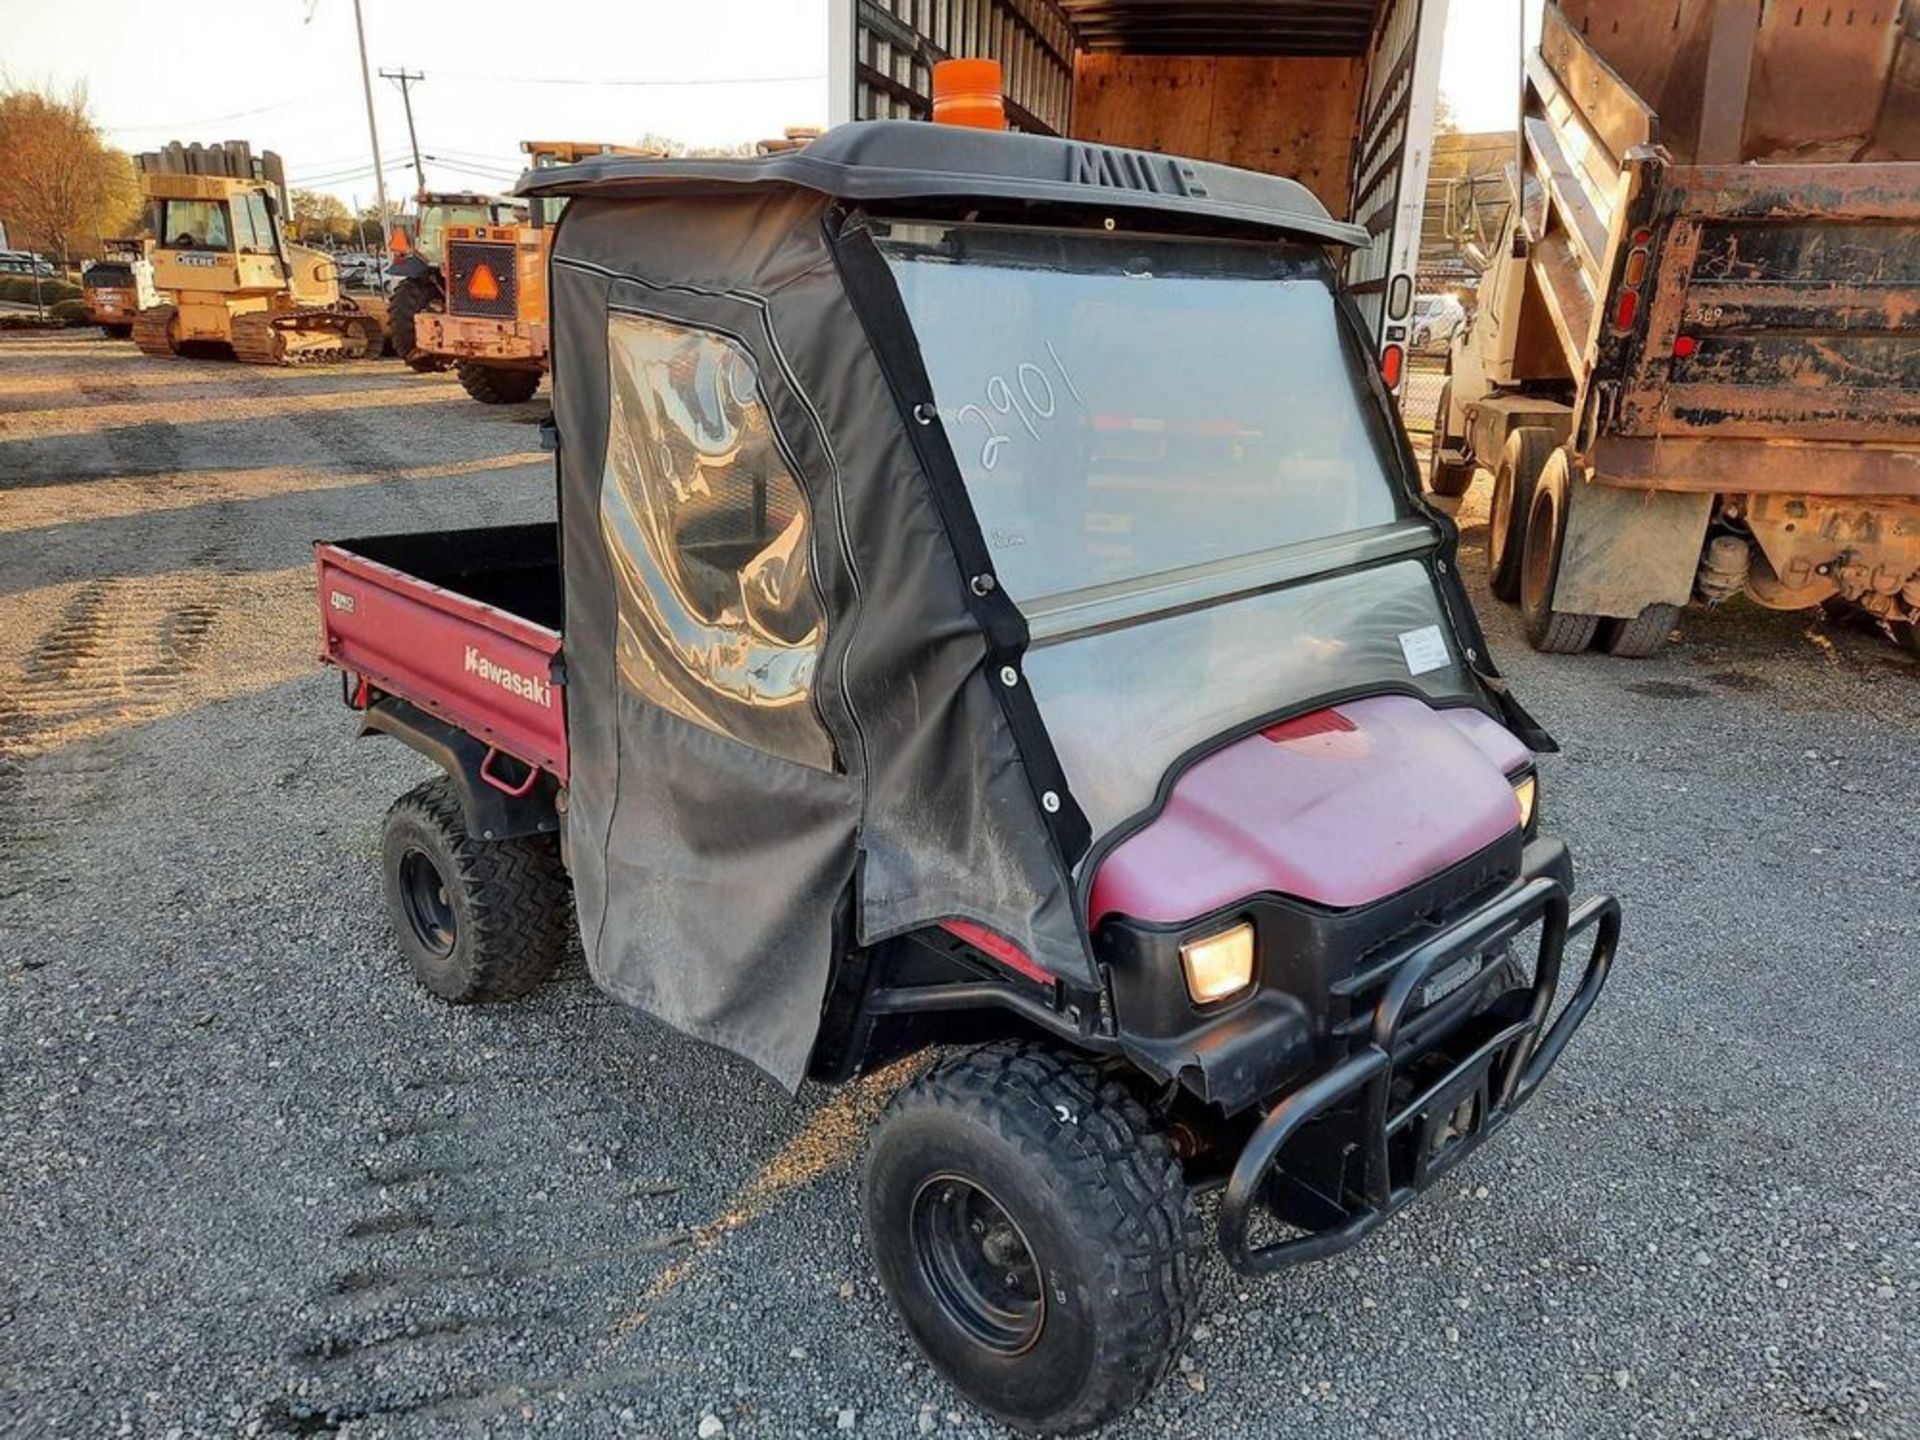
1400,357,1446,436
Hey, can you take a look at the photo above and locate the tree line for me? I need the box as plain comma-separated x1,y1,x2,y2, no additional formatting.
0,83,143,263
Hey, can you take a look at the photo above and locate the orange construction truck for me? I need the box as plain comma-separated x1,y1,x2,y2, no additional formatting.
414,141,661,403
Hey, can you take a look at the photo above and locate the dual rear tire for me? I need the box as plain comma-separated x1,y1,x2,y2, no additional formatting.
1495,437,1679,657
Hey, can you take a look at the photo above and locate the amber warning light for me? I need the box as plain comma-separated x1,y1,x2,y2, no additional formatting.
932,58,1007,130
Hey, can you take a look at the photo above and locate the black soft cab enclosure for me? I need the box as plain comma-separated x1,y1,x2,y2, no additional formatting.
523,121,1551,1089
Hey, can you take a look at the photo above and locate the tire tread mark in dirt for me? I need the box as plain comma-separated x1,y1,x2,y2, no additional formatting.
0,576,222,755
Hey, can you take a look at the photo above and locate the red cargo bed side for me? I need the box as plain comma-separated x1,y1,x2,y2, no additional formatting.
316,543,568,782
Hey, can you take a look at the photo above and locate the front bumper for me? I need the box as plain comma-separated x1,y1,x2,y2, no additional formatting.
1217,874,1619,1273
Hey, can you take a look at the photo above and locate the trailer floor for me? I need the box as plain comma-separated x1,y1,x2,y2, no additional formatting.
2,330,1915,1440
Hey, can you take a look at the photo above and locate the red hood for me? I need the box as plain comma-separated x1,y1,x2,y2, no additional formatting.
1088,694,1529,926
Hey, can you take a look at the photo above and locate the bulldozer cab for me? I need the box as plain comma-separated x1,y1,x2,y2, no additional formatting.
144,175,294,293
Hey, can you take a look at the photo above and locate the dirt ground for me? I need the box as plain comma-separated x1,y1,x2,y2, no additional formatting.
1,330,1916,1439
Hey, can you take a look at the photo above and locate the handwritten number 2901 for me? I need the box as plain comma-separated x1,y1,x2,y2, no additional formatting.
954,342,1083,471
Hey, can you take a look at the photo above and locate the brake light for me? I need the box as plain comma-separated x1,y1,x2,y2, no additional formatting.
1672,334,1697,359
468,263,501,301
1380,342,1404,390
1613,289,1639,333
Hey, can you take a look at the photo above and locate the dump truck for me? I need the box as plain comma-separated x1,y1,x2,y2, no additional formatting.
414,142,660,403
130,141,386,365
80,240,157,339
385,190,523,371
827,0,1455,393
1433,1,1920,655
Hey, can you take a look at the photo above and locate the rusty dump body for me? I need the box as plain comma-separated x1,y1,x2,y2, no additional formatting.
1447,1,1920,637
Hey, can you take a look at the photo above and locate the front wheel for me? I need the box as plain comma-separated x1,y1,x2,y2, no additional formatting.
863,1042,1205,1436
456,361,541,405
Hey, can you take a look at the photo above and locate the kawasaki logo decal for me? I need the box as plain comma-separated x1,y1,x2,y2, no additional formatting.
464,645,553,709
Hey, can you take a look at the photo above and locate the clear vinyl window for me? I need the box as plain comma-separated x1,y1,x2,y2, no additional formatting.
600,312,832,771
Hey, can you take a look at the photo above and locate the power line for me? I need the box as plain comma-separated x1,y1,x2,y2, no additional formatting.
433,68,824,88
102,92,330,134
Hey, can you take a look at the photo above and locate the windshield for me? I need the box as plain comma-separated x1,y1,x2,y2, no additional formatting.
879,221,1470,837
162,200,231,251
878,223,1411,611
160,197,276,255
418,204,496,261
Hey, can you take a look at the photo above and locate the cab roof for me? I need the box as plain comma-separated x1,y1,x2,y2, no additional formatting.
516,120,1368,248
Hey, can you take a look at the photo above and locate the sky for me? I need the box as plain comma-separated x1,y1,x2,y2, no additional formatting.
5,0,1535,209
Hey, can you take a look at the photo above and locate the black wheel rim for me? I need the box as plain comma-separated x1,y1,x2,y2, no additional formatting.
911,1175,1045,1356
398,847,456,956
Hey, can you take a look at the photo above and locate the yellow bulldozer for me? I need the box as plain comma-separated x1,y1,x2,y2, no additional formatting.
131,141,385,365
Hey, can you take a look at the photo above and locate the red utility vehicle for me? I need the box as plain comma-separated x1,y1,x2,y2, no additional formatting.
318,121,1620,1435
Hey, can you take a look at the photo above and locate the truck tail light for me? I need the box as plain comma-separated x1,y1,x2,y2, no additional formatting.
1379,342,1404,390
1612,289,1639,333
1672,334,1697,359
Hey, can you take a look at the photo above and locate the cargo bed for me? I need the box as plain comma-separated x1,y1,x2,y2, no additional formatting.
316,523,567,782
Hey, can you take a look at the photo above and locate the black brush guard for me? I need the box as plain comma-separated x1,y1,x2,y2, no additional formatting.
1218,876,1620,1273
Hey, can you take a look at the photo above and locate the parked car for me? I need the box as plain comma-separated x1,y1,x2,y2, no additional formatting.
1411,292,1467,353
0,251,60,278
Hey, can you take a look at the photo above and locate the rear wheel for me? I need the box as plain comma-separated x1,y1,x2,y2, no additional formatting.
863,1042,1204,1436
1488,426,1557,603
380,777,570,1003
1597,602,1680,658
456,361,541,405
1520,449,1601,654
386,277,448,372
1425,380,1475,499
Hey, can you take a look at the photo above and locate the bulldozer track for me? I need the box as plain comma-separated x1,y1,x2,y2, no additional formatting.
230,306,381,367
131,305,178,358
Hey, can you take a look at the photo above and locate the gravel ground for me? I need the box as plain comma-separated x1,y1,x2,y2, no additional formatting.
1,330,1915,1440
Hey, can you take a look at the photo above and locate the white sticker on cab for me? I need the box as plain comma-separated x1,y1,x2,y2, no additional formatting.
1398,624,1450,676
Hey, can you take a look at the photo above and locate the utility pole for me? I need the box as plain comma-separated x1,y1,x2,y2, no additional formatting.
350,0,391,246
380,68,427,199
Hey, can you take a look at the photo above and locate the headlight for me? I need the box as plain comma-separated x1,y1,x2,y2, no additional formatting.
1513,772,1538,831
1180,921,1255,1004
